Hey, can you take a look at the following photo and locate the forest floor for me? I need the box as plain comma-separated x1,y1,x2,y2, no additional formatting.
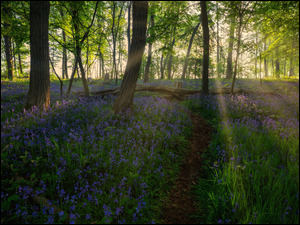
160,111,212,224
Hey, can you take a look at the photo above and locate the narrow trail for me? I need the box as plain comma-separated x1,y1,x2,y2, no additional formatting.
161,111,212,224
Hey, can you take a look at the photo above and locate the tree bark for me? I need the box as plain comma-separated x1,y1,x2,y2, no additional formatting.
289,57,294,77
127,1,132,59
79,85,274,99
111,1,117,83
264,40,268,78
226,16,235,79
255,31,258,79
18,51,23,75
25,1,50,110
275,49,280,78
3,2,14,81
60,9,68,79
144,13,154,83
216,2,220,78
72,6,89,96
113,1,148,114
167,27,176,79
181,22,200,80
66,57,79,95
201,1,209,94
231,12,242,93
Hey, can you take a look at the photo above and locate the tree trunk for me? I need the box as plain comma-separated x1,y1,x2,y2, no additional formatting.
275,49,280,78
111,1,117,83
181,22,200,80
3,26,14,80
127,1,132,58
216,2,220,78
160,52,166,79
255,31,258,79
201,1,209,94
226,16,235,79
66,56,79,95
12,41,18,77
3,2,14,80
18,51,23,75
259,51,262,86
144,13,154,83
60,9,68,79
113,1,148,114
25,1,50,110
167,27,176,79
289,57,294,77
71,6,89,96
231,12,242,93
264,40,268,78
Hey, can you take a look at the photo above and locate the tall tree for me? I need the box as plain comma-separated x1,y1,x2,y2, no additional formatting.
60,8,68,79
2,1,14,80
264,40,268,78
181,22,200,80
113,1,148,114
231,2,256,93
225,15,235,79
127,1,132,58
24,1,50,110
216,1,220,78
144,10,155,83
200,1,209,94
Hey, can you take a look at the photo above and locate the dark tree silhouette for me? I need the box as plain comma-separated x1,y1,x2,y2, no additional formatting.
24,1,50,110
200,1,209,94
113,1,148,114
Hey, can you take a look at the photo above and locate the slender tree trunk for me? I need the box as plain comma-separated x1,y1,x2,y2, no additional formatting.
12,41,18,77
275,49,280,78
283,58,286,77
160,52,166,79
226,16,235,79
3,34,13,79
264,40,268,78
289,57,294,77
111,1,117,83
18,51,23,75
127,1,132,58
25,1,50,110
255,31,258,79
113,1,148,114
201,1,209,94
144,13,154,83
167,27,176,79
260,51,262,86
3,2,14,80
216,2,220,78
86,37,89,78
181,22,200,80
71,6,89,96
60,9,68,79
231,13,242,93
66,56,79,95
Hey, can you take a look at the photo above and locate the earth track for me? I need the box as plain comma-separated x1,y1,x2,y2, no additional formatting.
161,111,212,224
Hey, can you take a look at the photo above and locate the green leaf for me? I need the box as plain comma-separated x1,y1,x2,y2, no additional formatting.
7,194,19,203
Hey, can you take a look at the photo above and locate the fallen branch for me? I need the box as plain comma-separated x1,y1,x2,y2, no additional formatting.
75,85,280,99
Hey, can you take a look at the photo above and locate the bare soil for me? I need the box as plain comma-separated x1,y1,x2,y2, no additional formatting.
160,111,212,224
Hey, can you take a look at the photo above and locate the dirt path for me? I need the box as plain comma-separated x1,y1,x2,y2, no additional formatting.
160,111,212,224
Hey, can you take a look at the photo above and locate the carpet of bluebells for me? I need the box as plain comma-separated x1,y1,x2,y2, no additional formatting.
1,77,299,224
184,79,299,224
1,79,191,224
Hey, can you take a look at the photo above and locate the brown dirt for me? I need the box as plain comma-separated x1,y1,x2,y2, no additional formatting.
160,111,212,224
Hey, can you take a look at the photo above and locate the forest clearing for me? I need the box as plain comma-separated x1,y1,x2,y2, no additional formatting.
1,1,299,224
